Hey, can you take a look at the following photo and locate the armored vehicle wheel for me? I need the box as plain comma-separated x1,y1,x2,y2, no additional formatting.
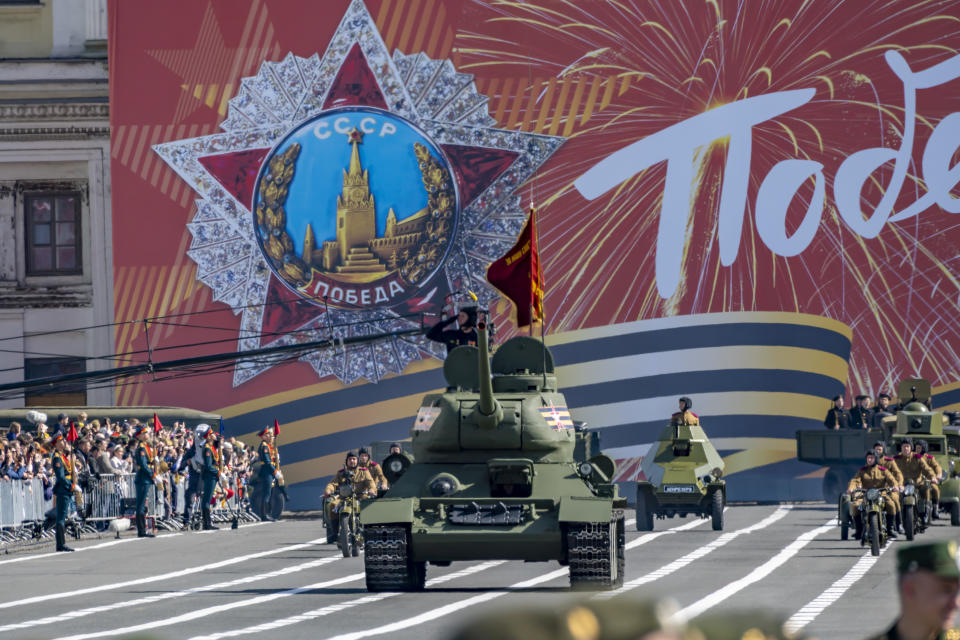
338,515,354,558
867,512,880,556
635,493,654,531
364,525,425,592
710,490,724,531
904,508,915,541
568,510,624,590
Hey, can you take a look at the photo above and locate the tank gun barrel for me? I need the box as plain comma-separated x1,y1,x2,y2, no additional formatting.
473,322,502,429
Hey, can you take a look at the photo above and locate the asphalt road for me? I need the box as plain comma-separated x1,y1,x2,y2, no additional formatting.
0,505,956,640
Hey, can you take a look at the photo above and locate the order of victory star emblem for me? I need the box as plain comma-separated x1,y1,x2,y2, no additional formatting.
153,0,563,387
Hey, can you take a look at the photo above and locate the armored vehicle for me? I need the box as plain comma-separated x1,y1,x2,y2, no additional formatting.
360,323,626,591
635,420,726,531
884,379,960,525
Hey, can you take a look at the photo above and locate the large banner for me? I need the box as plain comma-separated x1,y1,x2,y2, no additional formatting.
108,0,960,503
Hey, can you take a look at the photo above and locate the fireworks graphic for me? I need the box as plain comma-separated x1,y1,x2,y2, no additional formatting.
457,0,960,391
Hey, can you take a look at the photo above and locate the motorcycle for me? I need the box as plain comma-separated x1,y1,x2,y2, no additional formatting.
850,487,893,556
335,480,363,558
900,480,927,540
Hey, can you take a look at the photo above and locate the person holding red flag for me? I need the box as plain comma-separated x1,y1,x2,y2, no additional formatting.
132,424,157,538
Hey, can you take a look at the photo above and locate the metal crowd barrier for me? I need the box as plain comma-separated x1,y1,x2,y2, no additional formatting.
84,473,162,521
0,478,47,532
2,470,258,540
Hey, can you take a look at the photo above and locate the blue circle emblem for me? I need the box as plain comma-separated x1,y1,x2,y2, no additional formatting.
253,107,458,309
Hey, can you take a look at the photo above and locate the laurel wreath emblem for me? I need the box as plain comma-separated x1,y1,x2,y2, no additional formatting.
254,140,455,293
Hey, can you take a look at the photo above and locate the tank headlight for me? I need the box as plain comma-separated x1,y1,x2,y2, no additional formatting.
866,488,880,501
903,484,916,496
428,475,459,497
578,462,593,477
388,459,404,473
702,475,713,484
338,483,353,498
712,467,723,479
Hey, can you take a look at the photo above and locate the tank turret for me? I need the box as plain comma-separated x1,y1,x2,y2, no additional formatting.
360,327,625,592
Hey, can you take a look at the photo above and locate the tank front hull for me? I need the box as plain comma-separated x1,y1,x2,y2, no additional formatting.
410,519,563,562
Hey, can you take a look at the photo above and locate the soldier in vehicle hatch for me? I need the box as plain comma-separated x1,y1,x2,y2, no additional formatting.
847,450,899,540
824,395,852,430
864,541,960,640
426,306,478,354
670,397,700,426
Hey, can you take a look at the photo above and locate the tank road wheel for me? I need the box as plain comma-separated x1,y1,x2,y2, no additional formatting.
567,510,624,590
710,490,724,531
951,502,960,527
338,515,353,559
904,507,915,541
635,492,654,531
867,512,880,556
364,525,425,592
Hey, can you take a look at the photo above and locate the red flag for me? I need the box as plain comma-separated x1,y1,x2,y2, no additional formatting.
67,422,79,443
273,419,281,436
485,207,544,328
153,413,163,434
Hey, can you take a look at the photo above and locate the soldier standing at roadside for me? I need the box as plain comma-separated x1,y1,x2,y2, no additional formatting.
256,427,280,521
200,431,221,530
864,540,960,639
50,433,76,552
132,425,156,538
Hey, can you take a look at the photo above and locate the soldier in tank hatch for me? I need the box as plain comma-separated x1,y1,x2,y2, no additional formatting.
670,397,699,427
426,305,478,354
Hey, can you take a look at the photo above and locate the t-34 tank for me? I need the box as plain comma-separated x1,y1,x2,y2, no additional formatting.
635,419,726,531
361,323,626,591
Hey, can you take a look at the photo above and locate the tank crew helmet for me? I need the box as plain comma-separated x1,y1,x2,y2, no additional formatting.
915,439,928,452
679,396,693,410
389,442,401,450
358,447,369,456
865,450,877,463
899,438,913,450
345,450,358,462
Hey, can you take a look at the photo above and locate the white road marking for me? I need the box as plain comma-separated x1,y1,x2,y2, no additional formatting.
0,520,267,565
188,561,506,640
0,536,328,610
672,518,838,622
602,506,792,597
0,536,157,566
53,572,367,640
320,567,569,640
626,514,711,550
0,554,343,633
784,544,892,633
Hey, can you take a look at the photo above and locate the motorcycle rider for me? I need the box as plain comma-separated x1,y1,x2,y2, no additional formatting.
321,451,376,538
847,450,898,541
915,439,944,519
894,439,939,522
358,447,388,492
873,440,905,532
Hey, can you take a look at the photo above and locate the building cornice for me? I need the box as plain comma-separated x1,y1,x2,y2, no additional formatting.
0,101,108,121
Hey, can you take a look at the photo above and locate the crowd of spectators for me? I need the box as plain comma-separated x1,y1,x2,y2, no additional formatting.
0,412,259,518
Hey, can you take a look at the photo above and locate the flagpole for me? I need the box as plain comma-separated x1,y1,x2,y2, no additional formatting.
529,202,548,388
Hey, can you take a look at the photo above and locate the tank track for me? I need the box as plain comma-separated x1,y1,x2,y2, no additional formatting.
364,525,425,592
567,509,624,590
